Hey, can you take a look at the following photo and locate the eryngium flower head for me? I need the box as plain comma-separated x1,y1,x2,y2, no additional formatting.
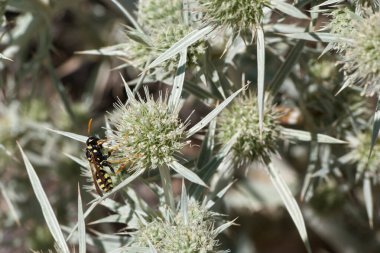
134,201,221,252
218,94,280,165
199,0,270,32
126,0,205,73
138,0,183,32
108,89,188,171
328,8,354,51
343,131,380,175
331,10,380,96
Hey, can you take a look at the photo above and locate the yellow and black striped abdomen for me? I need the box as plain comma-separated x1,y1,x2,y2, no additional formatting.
96,169,114,193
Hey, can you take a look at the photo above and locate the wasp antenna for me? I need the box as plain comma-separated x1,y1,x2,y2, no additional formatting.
88,118,93,135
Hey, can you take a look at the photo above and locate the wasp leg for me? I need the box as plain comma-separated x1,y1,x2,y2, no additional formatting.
116,163,127,174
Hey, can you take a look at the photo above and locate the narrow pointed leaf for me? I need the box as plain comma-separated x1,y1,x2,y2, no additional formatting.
368,96,380,159
148,241,158,253
0,182,20,226
197,118,216,169
272,0,309,19
281,127,346,144
110,0,144,34
120,73,136,102
66,169,144,241
256,26,265,134
184,80,214,99
17,143,70,253
270,40,305,93
363,173,373,228
283,32,349,43
267,161,312,253
206,180,235,209
147,25,213,69
78,186,86,253
317,0,344,7
159,165,175,211
214,218,237,235
168,48,187,112
181,179,189,225
187,86,247,138
64,153,88,167
170,160,208,187
47,128,87,143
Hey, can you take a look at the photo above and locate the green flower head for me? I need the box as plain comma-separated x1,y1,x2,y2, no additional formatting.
125,0,206,73
330,9,380,96
199,0,270,32
218,93,281,166
344,130,380,175
107,88,189,171
134,201,222,253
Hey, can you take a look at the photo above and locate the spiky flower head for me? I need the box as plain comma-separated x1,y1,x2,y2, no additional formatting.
138,0,183,32
199,0,270,32
125,0,205,73
343,130,380,176
330,9,380,96
328,8,355,51
134,200,223,252
107,88,189,171
217,93,280,166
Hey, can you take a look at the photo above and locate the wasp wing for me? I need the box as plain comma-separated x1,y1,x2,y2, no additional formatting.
88,158,103,196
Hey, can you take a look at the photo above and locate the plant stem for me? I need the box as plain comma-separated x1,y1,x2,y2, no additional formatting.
159,165,175,211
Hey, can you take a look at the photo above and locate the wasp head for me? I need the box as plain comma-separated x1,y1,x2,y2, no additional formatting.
86,136,100,146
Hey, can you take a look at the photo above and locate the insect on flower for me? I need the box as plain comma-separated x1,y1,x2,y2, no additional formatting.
86,119,115,196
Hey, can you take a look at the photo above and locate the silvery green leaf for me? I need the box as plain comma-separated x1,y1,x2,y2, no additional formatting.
281,127,346,144
213,218,237,235
369,97,380,159
168,48,187,112
197,118,216,169
120,73,136,102
270,40,305,93
78,186,86,253
186,86,247,138
363,173,373,228
283,32,351,43
47,128,87,143
180,179,189,225
148,240,158,253
0,182,20,226
267,161,312,253
170,160,208,187
257,26,265,134
272,0,309,19
206,180,235,209
64,153,87,167
316,0,344,7
111,0,144,34
76,43,129,57
184,80,214,99
110,247,150,253
66,169,145,241
159,165,175,210
147,25,214,69
89,214,131,225
17,143,70,253
0,53,12,61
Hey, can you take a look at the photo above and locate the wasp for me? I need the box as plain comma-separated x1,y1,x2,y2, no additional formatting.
86,119,115,196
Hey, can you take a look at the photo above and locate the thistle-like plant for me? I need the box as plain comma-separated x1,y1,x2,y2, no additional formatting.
133,199,230,252
330,9,380,96
217,93,280,166
80,0,205,75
